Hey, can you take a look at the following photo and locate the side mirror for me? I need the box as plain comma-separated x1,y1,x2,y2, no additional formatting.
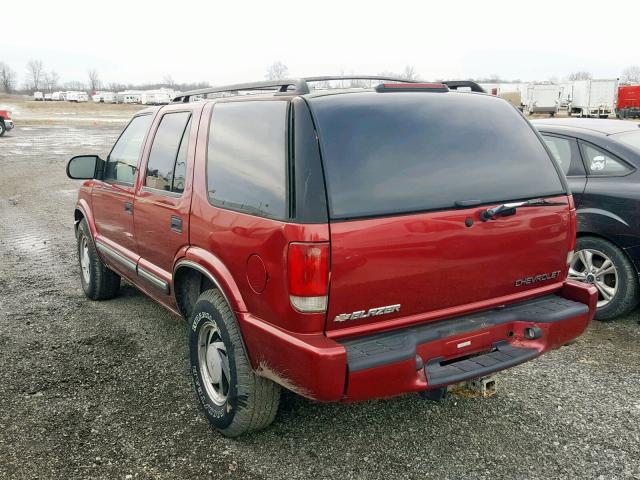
67,155,101,179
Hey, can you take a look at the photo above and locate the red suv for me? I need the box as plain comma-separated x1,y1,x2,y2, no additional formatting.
67,76,597,436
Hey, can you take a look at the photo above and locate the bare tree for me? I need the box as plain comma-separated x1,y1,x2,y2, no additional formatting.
568,71,592,81
163,75,176,87
401,65,420,81
26,59,44,91
622,65,640,83
0,62,17,93
49,71,59,92
87,69,101,92
42,71,59,92
64,80,86,91
108,82,126,93
265,61,289,80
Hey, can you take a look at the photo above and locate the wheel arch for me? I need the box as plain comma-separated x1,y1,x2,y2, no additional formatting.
173,250,247,320
74,199,97,239
575,231,639,273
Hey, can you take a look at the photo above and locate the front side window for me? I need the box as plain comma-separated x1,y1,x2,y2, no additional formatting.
581,143,632,176
206,101,287,220
145,112,191,193
105,114,152,184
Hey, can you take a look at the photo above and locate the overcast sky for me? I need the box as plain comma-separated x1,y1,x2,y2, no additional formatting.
2,0,638,87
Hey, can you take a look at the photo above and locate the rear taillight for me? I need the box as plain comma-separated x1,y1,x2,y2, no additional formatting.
568,195,577,263
287,242,329,313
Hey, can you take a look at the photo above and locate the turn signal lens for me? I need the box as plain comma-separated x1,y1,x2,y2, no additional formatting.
287,242,329,312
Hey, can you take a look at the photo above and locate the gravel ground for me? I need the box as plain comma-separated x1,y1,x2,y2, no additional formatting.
1,125,639,480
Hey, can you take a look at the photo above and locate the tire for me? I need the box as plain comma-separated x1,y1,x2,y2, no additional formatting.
571,236,639,321
0,122,5,137
77,219,120,300
189,289,280,437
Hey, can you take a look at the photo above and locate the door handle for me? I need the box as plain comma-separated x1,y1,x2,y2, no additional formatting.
124,201,133,214
170,216,183,233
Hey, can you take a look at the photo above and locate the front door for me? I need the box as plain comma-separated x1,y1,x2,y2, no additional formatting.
92,113,154,271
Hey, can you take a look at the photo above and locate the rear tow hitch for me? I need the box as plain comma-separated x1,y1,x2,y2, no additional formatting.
449,375,498,398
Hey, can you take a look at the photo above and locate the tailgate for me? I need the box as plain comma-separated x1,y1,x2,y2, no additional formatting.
326,197,571,333
307,90,571,335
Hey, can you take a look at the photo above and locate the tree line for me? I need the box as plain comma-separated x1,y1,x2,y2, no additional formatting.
2,60,640,95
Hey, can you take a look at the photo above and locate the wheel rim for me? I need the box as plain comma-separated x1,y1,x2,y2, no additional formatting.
80,237,90,283
198,322,230,406
569,248,618,308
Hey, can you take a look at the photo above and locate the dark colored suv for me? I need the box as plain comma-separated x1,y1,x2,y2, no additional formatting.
533,118,640,320
67,77,596,436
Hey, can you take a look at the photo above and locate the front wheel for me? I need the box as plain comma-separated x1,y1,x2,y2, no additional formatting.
189,289,280,436
0,122,5,137
569,236,639,321
77,219,120,299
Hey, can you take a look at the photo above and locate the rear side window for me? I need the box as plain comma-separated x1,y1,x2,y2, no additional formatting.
310,92,565,219
206,101,287,220
580,142,632,176
105,114,153,184
145,111,192,193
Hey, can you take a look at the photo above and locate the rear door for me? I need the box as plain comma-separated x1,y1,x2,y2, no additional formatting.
92,113,154,270
133,107,199,294
309,91,572,333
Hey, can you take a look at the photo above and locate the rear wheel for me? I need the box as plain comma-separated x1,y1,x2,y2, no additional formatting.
569,236,639,321
189,289,280,436
0,122,5,137
77,219,120,300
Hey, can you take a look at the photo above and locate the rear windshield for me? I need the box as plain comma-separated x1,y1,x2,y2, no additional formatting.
310,92,565,219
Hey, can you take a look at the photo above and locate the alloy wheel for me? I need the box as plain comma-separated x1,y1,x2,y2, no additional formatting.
569,248,618,308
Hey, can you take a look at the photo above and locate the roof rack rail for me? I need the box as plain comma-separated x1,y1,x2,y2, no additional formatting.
172,76,420,103
303,75,419,84
172,79,309,103
442,81,486,93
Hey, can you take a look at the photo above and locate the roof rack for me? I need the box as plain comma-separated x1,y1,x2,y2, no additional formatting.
172,76,420,103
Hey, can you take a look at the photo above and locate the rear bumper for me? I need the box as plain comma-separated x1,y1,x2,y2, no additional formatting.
239,281,597,402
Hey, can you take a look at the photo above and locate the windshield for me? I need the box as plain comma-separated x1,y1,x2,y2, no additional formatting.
614,131,640,151
310,92,565,220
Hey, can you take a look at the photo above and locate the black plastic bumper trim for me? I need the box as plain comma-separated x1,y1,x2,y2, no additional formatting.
425,341,538,387
340,294,588,373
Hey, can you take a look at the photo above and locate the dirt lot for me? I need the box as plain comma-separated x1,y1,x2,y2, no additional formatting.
1,123,640,480
0,94,143,126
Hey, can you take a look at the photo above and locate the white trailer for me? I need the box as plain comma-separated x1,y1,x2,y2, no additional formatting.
568,79,618,118
558,83,573,107
33,91,44,101
140,92,156,105
66,91,89,103
523,84,560,116
92,91,116,103
119,92,141,104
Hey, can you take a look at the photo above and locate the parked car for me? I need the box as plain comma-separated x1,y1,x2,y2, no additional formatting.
617,85,640,119
533,118,640,319
66,77,596,436
568,79,618,118
0,109,14,136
